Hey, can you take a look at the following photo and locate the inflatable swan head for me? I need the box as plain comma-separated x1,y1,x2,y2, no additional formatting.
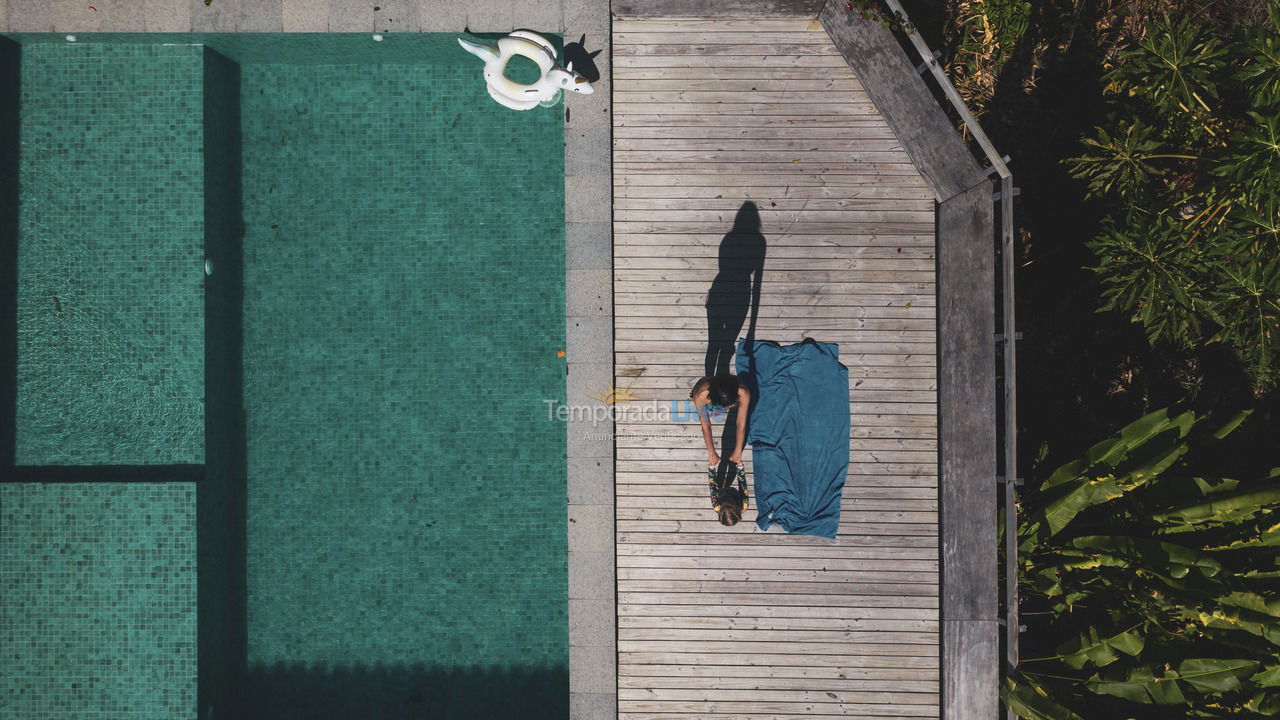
459,31,596,110
548,62,595,95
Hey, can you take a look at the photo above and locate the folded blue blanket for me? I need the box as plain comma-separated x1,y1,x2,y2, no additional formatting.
736,338,850,538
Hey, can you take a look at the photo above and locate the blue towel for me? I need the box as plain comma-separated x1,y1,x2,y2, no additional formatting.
736,338,850,538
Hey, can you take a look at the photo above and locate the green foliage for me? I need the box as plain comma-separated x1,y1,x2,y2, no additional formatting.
1088,213,1212,351
842,0,914,34
1214,111,1280,197
1210,249,1280,388
1056,626,1145,669
1008,408,1280,718
1002,676,1086,720
946,0,1033,109
1113,15,1227,124
1066,5,1280,395
1238,3,1280,107
1065,121,1175,201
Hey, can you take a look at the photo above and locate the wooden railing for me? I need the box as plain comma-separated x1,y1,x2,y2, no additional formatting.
878,0,1021,701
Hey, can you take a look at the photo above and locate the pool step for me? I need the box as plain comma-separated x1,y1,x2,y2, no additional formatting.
2,39,246,720
11,42,240,467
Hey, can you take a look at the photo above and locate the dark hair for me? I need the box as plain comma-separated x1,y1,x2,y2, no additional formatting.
716,485,745,526
712,461,746,527
707,374,740,408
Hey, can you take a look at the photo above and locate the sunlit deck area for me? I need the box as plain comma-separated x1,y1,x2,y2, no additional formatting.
612,17,944,719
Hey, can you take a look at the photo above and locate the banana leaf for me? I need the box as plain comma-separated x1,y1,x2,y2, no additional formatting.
1026,566,1065,597
1035,548,1111,572
1174,658,1261,694
1044,458,1089,490
1254,666,1280,688
1246,690,1280,715
1145,476,1241,508
1086,436,1130,467
1216,592,1280,617
1111,425,1193,486
1211,409,1254,439
1058,626,1145,669
1131,560,1235,600
1156,484,1280,533
1208,521,1280,550
1195,608,1280,647
1193,477,1243,494
1087,665,1188,704
1072,535,1223,578
1003,676,1087,720
1187,593,1280,647
1041,409,1195,490
1022,438,1189,549
1119,407,1197,446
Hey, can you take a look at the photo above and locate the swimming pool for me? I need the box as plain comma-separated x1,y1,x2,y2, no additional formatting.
1,33,567,719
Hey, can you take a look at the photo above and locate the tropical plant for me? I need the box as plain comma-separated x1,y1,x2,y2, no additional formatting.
1006,407,1280,718
1209,256,1280,387
1213,111,1280,198
1065,121,1187,201
1238,1,1280,107
1066,4,1280,395
1110,15,1227,130
944,0,1033,109
1088,213,1212,351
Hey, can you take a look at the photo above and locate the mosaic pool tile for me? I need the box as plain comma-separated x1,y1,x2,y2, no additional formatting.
14,43,206,465
0,483,198,720
236,52,567,672
3,33,570,715
1,33,558,67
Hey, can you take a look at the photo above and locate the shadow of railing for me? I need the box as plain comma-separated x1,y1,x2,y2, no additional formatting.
242,662,569,720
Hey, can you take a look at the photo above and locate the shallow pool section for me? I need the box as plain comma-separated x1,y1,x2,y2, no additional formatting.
2,33,568,720
0,483,198,719
14,44,207,466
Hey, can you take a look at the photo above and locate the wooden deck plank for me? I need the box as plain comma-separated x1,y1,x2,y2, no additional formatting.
614,67,873,80
614,43,846,57
613,125,905,139
616,664,937,679
615,78,866,92
613,18,940,720
610,19,826,32
612,303,937,316
614,31,840,44
614,171,930,185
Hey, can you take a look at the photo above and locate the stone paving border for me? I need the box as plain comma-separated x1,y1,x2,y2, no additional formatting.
0,1,617,717
559,2,617,719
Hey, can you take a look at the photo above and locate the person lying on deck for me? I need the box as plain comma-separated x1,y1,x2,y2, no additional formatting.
690,374,752,526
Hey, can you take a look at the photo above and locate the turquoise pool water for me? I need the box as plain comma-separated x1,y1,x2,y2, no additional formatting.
2,34,567,720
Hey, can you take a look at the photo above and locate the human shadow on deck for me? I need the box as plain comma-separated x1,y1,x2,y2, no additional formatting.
705,201,766,452
243,663,568,720
705,201,766,377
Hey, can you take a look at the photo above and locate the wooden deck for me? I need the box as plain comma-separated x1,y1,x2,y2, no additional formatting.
613,17,941,719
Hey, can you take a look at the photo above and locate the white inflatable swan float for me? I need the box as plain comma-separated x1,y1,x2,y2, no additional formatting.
458,30,594,110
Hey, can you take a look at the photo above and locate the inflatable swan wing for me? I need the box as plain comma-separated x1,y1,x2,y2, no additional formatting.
459,31,594,111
